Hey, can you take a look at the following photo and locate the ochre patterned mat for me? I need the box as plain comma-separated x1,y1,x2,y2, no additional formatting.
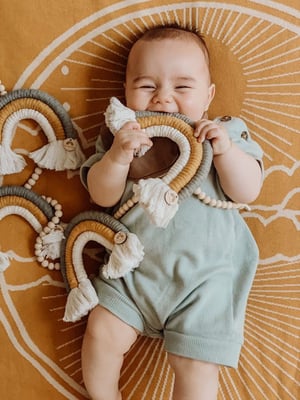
1,1,299,399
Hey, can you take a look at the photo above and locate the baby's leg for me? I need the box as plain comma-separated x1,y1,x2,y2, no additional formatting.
82,305,138,400
168,353,219,400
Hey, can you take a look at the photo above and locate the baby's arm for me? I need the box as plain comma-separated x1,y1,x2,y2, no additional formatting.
194,119,262,204
87,121,153,207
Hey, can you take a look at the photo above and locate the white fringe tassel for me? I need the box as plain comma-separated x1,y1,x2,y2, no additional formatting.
0,144,26,175
0,251,10,272
133,178,179,228
29,139,85,170
104,97,136,135
63,278,99,322
40,229,65,260
102,232,144,279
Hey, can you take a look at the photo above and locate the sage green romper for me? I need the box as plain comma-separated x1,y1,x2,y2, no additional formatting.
80,116,263,368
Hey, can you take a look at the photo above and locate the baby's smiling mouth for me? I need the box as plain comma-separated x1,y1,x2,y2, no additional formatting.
146,106,179,114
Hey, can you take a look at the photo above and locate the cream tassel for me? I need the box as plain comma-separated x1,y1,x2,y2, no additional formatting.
102,232,144,279
0,144,26,175
63,278,99,322
39,229,65,260
104,97,136,135
29,139,85,171
133,178,179,228
0,251,10,272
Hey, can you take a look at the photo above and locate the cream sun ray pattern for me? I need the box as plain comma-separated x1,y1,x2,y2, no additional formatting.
246,321,300,362
243,110,298,135
244,46,300,69
243,101,300,121
0,310,82,400
243,341,297,399
230,19,265,52
240,119,296,162
237,27,286,59
55,5,298,164
235,361,265,400
245,329,300,373
241,36,300,63
0,274,87,397
124,340,162,399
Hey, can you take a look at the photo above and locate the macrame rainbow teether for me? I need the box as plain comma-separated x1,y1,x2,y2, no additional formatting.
0,87,85,184
0,185,63,272
106,97,213,228
107,97,250,227
60,211,144,322
60,97,251,322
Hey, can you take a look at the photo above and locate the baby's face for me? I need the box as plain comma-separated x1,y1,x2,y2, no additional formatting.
125,37,215,121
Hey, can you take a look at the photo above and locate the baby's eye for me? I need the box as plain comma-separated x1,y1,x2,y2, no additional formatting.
140,85,155,89
176,85,191,89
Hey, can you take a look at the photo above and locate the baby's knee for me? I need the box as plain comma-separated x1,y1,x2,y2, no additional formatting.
85,306,106,337
168,353,219,377
85,305,137,353
168,354,219,399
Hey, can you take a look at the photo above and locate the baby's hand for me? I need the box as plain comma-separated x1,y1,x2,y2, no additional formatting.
194,119,232,156
109,121,153,165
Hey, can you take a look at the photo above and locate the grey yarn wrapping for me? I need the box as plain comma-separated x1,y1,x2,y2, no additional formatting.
60,210,131,292
0,88,76,139
135,110,213,201
0,185,55,220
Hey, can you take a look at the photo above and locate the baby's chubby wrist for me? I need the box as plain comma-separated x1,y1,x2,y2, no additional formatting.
105,146,132,168
213,138,233,157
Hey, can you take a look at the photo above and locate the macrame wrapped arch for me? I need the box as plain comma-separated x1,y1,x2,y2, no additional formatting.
0,185,63,272
0,88,85,181
60,211,144,322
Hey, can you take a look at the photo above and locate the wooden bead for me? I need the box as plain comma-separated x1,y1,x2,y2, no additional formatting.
41,260,49,268
52,216,60,224
28,178,36,186
48,262,55,270
54,263,60,270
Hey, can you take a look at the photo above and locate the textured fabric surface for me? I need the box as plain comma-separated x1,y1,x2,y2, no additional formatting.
0,1,299,399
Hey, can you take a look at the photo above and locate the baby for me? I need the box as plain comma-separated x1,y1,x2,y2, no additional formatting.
80,24,263,400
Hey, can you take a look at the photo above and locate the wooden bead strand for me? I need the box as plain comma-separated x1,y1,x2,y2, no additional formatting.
114,195,139,219
34,196,64,270
194,187,251,211
24,167,43,190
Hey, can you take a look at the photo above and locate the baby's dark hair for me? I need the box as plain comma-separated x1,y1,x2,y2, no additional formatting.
134,23,210,67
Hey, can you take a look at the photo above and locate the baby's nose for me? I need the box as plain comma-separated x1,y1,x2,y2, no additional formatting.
153,88,172,103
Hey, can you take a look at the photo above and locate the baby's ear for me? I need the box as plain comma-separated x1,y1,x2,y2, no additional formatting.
205,83,215,111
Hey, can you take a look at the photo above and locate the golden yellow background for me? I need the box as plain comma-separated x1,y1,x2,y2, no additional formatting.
1,1,299,399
